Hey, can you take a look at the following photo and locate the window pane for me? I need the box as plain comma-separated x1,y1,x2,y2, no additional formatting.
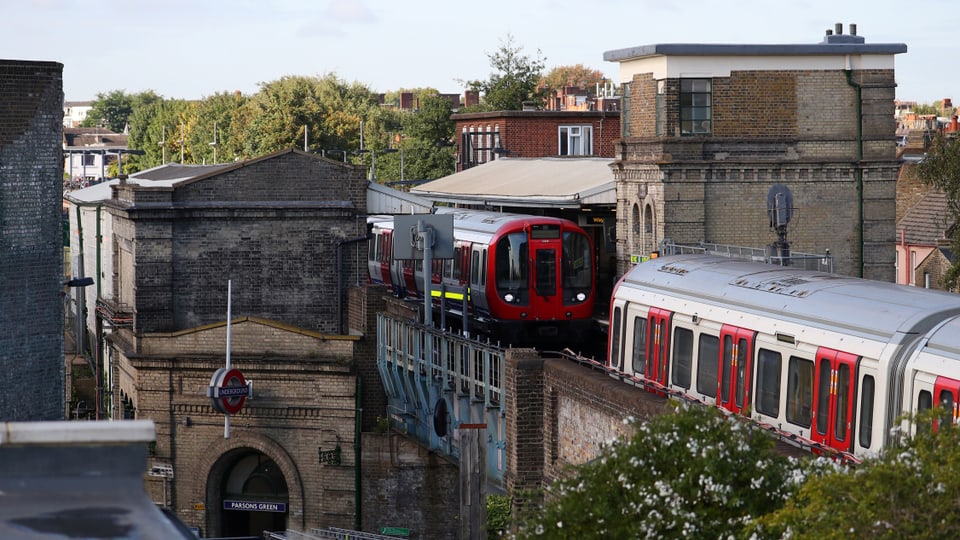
610,307,622,370
672,327,693,389
834,363,850,442
816,359,831,435
632,316,648,376
721,335,733,402
756,348,782,416
918,389,932,411
786,356,813,427
735,337,748,407
534,249,556,297
859,375,875,448
697,334,719,397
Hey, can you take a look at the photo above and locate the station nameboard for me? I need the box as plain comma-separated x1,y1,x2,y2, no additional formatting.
223,500,287,513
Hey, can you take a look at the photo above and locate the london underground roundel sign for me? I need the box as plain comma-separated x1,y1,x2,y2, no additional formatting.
207,368,252,415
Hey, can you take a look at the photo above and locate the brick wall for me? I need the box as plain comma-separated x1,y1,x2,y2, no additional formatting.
0,59,66,420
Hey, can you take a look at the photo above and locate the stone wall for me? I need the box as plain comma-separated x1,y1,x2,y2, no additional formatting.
0,59,66,420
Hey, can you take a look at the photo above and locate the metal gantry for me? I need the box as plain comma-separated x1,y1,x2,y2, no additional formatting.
376,313,506,487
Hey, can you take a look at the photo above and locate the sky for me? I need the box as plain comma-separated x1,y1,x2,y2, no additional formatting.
4,0,957,105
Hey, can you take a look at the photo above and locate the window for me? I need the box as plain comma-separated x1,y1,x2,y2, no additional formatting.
672,327,693,389
859,375,875,448
82,153,96,166
471,250,480,285
558,125,593,156
631,316,648,376
786,356,814,427
610,307,622,370
696,333,719,397
680,79,711,135
756,348,782,416
655,80,666,136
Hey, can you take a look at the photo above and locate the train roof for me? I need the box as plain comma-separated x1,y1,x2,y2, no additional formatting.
619,254,960,339
369,209,581,237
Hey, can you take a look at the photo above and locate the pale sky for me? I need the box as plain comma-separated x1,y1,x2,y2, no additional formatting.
4,0,956,104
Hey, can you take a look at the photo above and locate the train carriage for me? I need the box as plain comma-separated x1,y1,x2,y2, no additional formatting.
608,254,960,460
369,208,596,347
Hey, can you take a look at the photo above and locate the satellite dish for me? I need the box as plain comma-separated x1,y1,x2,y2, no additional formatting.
767,184,793,229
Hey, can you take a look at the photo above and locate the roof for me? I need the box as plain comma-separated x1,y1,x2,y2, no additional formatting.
410,157,616,208
0,420,195,539
62,128,127,148
604,39,907,62
63,163,231,204
132,163,233,181
897,189,953,245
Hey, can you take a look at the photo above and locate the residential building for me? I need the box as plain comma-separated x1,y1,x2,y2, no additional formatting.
604,23,906,280
63,127,129,186
63,100,92,127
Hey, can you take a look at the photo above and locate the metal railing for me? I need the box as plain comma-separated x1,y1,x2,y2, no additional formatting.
659,241,834,273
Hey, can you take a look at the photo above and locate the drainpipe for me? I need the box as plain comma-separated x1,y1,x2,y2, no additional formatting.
355,379,363,530
845,57,865,277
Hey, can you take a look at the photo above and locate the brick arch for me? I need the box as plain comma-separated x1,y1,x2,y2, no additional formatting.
190,431,306,533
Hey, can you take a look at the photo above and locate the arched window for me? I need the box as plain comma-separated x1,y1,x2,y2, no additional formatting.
644,203,655,254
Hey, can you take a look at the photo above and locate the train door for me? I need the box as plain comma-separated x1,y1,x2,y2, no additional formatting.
529,231,561,321
718,325,756,414
934,376,960,429
645,308,672,387
810,347,858,452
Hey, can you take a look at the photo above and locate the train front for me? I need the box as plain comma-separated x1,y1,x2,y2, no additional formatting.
488,219,595,348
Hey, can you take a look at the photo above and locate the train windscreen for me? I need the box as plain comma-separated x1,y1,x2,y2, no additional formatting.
561,231,592,289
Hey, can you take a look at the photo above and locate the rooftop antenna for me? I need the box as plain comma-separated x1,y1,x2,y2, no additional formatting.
767,184,794,264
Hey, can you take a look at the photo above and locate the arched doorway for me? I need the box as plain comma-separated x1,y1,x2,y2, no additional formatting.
210,448,289,537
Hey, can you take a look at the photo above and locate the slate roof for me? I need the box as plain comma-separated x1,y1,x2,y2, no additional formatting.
897,189,953,245
63,127,128,148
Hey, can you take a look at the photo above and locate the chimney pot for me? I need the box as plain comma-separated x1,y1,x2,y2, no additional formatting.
835,23,843,35
826,29,833,36
850,23,857,36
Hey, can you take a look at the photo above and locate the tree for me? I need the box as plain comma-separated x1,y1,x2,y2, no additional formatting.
753,411,960,538
83,89,161,133
916,134,960,289
540,64,607,96
514,403,803,539
464,34,547,111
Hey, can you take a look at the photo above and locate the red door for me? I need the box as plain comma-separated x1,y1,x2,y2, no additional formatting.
810,347,859,452
718,325,756,414
934,376,960,430
530,240,561,320
645,308,672,388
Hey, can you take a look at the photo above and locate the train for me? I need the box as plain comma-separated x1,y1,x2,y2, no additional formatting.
606,253,960,461
368,208,597,347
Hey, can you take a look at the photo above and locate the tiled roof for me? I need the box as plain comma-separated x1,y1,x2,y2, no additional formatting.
63,128,128,148
897,189,953,245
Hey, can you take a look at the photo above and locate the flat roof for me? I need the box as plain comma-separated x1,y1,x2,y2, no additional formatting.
410,157,616,209
604,41,907,62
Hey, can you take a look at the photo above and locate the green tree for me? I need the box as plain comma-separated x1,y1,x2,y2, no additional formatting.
916,134,960,290
514,403,802,539
540,64,607,96
127,98,192,168
754,411,960,539
464,34,547,111
83,89,161,133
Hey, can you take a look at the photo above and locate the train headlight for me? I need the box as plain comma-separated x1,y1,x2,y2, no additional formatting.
504,293,515,303
575,292,586,302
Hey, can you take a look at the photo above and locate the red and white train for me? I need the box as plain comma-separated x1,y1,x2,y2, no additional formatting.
607,254,960,461
369,208,596,347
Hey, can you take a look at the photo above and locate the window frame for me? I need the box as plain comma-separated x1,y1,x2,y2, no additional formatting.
680,78,712,136
558,124,594,156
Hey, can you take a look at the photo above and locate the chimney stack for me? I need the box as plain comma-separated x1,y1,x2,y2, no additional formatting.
835,22,843,35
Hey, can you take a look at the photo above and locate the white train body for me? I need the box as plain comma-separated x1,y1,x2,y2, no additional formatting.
607,254,960,460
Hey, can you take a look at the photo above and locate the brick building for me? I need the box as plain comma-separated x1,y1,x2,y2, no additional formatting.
604,24,907,280
0,59,66,421
77,149,375,536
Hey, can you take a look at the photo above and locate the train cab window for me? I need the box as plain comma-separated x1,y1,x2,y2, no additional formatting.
756,348,782,417
453,247,462,280
610,307,623,371
481,250,487,286
672,327,693,389
369,233,378,260
631,315,649,376
939,390,955,427
495,232,528,291
858,374,875,449
918,390,933,412
535,250,557,297
786,356,814,428
696,334,719,397
561,231,592,289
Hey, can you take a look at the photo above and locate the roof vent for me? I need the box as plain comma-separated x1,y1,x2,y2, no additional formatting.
822,22,865,45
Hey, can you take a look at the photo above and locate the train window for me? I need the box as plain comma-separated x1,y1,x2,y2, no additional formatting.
481,250,487,286
631,316,648,376
815,359,831,435
453,247,461,280
561,231,592,289
530,224,560,239
721,336,733,403
610,307,622,371
535,250,557,297
369,233,377,260
495,232,528,291
443,259,453,279
672,327,693,389
918,390,933,412
471,250,480,285
735,337,748,408
858,375,875,448
756,348,782,417
696,334,719,397
834,363,851,442
786,356,814,428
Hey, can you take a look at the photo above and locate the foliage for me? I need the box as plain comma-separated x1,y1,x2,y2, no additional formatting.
916,133,960,289
753,411,960,539
540,64,607,96
513,403,802,539
487,494,511,539
464,34,547,111
83,89,161,133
